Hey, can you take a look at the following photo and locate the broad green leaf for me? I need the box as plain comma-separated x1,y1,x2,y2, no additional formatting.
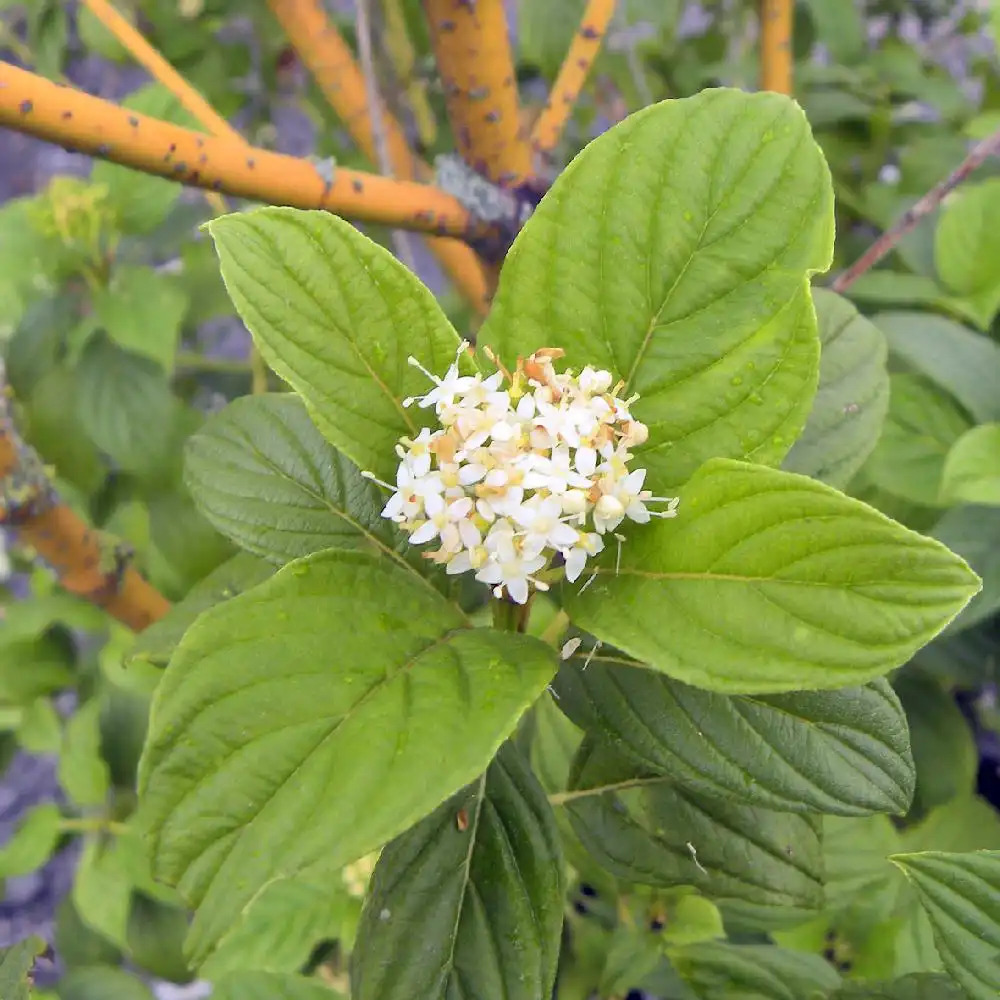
128,552,273,668
184,394,439,586
941,424,1000,505
529,690,583,795
75,338,175,477
561,741,823,927
554,655,913,815
894,671,976,813
670,942,841,999
207,207,469,482
864,374,971,507
16,697,62,754
933,505,1000,632
73,837,134,948
55,897,122,971
211,972,345,1000
58,699,111,808
565,458,979,694
874,311,1000,423
800,0,865,62
935,180,1000,328
483,88,834,491
0,803,62,877
845,272,980,327
0,593,105,645
200,878,346,979
783,289,888,488
352,742,563,1000
138,549,556,964
901,795,1000,857
93,266,188,370
892,850,1000,1000
0,937,45,1000
57,966,155,1000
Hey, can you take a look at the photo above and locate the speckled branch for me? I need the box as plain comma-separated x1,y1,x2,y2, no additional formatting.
265,0,490,312
760,0,793,95
0,62,486,239
422,0,532,186
0,382,170,632
531,0,617,159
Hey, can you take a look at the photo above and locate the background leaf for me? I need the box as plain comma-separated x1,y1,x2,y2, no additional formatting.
139,550,555,964
554,656,914,815
483,87,834,490
932,505,1000,633
830,973,963,999
352,742,563,1000
0,804,62,878
211,971,345,1000
57,966,155,1000
0,937,45,1000
562,741,823,927
783,289,888,488
892,850,1000,1000
863,374,971,506
565,458,979,693
941,423,1000,505
207,207,471,482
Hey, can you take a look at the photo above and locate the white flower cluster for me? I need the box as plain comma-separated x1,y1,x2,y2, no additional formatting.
370,344,678,604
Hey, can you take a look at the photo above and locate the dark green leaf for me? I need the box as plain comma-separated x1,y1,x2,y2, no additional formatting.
57,966,155,1000
554,656,914,815
0,936,45,1000
352,742,563,1000
211,972,344,1000
561,741,823,928
126,894,193,983
0,804,62,878
830,974,963,999
932,505,1000,632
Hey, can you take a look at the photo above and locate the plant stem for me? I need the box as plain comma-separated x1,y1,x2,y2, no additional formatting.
759,0,793,95
492,597,523,632
59,817,130,836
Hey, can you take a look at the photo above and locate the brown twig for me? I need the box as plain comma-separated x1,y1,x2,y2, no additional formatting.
760,0,793,95
0,62,488,239
265,0,490,312
831,127,1000,293
532,0,617,159
1,380,170,632
422,0,532,186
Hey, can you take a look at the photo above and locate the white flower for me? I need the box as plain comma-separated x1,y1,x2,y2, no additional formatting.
372,345,678,604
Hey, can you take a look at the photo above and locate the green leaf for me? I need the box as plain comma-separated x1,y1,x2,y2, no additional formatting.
58,699,111,808
352,742,563,1000
0,804,62,878
206,207,469,482
184,394,439,587
484,88,834,491
138,549,556,964
933,505,1000,632
783,289,888,488
894,671,976,814
874,311,1000,423
892,850,1000,1000
561,741,823,927
93,266,188,370
845,273,980,328
901,796,1000,856
935,180,1000,328
211,972,344,1000
554,655,914,815
800,0,865,62
670,942,841,999
823,814,901,923
200,878,346,979
0,937,45,1000
75,338,175,477
830,974,963,999
0,636,75,704
941,424,1000,505
57,966,155,1000
565,458,979,694
864,374,971,507
16,697,62,754
73,837,134,948
0,594,105,646
128,552,273,668
529,690,583,795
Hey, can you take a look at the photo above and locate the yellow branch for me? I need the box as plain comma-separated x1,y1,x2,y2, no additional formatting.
423,0,532,186
267,0,490,313
0,63,486,238
760,0,793,94
532,0,617,158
